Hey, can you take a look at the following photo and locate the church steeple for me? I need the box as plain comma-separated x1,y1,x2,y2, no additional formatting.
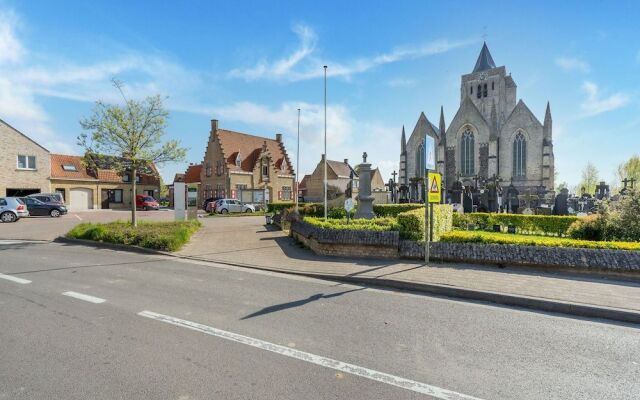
543,101,552,141
473,42,496,73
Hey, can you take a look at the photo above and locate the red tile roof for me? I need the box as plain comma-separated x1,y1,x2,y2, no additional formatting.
50,154,96,180
217,129,293,174
184,164,202,183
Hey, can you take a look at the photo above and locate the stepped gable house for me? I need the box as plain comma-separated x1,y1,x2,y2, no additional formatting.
400,42,555,201
200,120,295,203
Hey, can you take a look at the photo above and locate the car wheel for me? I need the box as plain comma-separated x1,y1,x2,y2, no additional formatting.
221,208,229,214
0,212,17,223
245,208,252,213
50,209,61,218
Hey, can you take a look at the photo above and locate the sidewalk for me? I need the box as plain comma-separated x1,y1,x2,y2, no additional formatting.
179,216,640,323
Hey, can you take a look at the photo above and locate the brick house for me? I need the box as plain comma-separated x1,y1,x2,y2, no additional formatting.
0,118,51,196
50,154,160,210
304,156,359,202
199,120,295,204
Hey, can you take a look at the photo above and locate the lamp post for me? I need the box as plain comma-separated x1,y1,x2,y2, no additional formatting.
296,108,300,213
323,65,328,220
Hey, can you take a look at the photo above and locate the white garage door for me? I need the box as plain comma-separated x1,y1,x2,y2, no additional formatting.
69,188,93,210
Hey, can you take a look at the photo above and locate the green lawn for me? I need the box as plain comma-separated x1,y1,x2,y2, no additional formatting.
440,230,640,251
66,220,201,252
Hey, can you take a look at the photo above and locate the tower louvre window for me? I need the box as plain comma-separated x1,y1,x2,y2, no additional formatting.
483,84,488,97
470,86,473,95
476,85,481,99
492,81,495,91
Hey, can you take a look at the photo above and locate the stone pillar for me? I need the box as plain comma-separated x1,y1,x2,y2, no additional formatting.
355,153,375,219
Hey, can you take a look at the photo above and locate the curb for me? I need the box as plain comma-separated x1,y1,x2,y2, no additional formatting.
56,237,640,325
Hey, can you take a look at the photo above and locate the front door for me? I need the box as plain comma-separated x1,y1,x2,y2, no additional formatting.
101,190,110,209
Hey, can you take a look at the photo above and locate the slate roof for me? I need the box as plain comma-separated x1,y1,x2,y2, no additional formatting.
473,42,496,73
184,164,202,183
217,129,293,174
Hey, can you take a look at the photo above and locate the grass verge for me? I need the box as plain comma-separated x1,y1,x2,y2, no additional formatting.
206,211,266,217
440,230,640,251
65,220,201,252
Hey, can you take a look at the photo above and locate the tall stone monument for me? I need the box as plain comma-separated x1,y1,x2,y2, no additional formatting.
355,152,375,219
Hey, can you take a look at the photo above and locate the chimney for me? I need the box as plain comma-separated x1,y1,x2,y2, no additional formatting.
344,158,349,165
321,153,325,161
275,133,282,142
211,119,218,131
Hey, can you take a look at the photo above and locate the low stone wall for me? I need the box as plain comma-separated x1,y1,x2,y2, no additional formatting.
290,221,399,258
400,240,640,274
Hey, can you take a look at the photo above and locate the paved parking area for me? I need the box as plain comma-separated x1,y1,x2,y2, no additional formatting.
0,209,175,241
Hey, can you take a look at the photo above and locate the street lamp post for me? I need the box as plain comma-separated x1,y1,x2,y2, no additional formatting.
296,108,300,213
323,65,328,220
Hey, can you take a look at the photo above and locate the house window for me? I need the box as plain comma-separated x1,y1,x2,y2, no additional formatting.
206,163,212,177
262,164,269,178
476,85,481,99
236,184,248,190
215,184,225,197
216,161,222,176
62,164,77,171
461,129,475,176
135,175,141,183
122,174,130,182
281,186,292,201
513,132,527,177
235,155,242,167
55,188,66,201
17,155,36,170
109,189,123,203
483,84,488,97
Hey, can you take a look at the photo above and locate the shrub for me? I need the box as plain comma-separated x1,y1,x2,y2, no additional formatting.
440,230,640,251
452,212,578,236
267,202,295,213
66,220,201,252
303,216,400,232
610,189,640,241
397,205,453,241
373,203,424,217
567,215,608,241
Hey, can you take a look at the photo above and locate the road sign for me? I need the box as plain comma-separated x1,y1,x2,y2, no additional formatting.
344,198,354,212
427,172,441,203
424,136,435,171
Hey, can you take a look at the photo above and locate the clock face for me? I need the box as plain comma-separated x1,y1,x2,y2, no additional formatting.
479,72,488,81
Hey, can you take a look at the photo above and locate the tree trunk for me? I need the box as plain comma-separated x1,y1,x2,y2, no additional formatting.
132,167,137,227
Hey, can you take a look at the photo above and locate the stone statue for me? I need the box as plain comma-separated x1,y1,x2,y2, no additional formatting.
355,152,375,219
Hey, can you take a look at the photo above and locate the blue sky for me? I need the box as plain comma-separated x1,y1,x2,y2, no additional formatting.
1,0,639,188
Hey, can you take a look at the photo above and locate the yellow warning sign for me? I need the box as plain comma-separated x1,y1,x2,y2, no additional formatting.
427,172,441,203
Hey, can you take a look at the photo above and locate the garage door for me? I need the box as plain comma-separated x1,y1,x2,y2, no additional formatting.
69,188,93,210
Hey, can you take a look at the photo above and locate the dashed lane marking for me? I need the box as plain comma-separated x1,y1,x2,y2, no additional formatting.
0,273,31,284
62,291,106,304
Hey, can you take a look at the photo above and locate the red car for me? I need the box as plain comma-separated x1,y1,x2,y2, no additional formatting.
136,194,160,211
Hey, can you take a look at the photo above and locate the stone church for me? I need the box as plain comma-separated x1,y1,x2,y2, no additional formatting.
399,43,555,202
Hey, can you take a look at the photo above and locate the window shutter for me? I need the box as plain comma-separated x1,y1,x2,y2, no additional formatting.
278,191,282,200
231,190,236,199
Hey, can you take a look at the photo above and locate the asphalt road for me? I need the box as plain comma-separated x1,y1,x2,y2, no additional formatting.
0,241,638,399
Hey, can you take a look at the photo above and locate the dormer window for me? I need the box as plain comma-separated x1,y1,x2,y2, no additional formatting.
281,159,287,172
235,153,242,167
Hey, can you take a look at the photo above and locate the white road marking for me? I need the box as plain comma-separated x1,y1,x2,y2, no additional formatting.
138,310,483,400
74,214,82,221
62,291,105,304
0,273,31,284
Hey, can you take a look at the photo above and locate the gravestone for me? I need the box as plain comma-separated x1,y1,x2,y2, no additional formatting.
354,152,375,219
450,178,464,205
595,181,610,200
506,184,519,213
462,186,474,213
553,188,569,215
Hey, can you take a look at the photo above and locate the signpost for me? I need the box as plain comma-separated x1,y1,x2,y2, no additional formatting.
344,198,354,224
423,136,436,264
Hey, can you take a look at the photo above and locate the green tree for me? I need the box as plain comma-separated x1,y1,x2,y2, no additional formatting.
616,155,640,192
78,82,186,226
578,162,599,195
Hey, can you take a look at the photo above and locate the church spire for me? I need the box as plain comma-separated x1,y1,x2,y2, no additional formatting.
400,125,406,153
543,101,552,140
473,42,496,73
439,106,446,136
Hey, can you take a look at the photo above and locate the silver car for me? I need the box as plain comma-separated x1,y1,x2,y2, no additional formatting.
0,197,30,222
216,199,255,214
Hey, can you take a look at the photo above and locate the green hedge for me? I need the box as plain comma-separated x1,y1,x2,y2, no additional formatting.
452,212,578,236
303,216,400,232
397,205,453,241
267,202,296,213
440,230,640,251
373,203,424,217
66,220,201,252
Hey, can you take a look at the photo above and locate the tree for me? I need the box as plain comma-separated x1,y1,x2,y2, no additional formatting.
616,155,640,192
578,162,599,195
78,82,186,226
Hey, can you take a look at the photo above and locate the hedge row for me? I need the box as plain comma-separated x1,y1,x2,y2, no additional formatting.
303,216,400,232
373,203,424,217
452,212,578,236
397,205,453,241
267,202,296,213
440,230,640,251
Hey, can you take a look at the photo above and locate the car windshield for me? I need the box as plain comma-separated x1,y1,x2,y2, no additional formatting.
143,197,155,202
15,198,25,205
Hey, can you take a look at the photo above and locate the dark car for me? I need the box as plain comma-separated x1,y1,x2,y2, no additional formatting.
203,197,223,211
27,193,65,205
21,197,68,217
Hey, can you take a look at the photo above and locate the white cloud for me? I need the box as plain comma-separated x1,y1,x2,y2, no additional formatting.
0,10,24,64
555,56,590,73
580,81,629,117
229,24,474,82
386,78,417,88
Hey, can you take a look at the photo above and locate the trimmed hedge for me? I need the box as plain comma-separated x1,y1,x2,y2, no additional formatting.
303,216,400,232
267,202,296,213
397,205,453,241
452,212,578,236
66,220,201,252
373,203,424,217
440,230,640,251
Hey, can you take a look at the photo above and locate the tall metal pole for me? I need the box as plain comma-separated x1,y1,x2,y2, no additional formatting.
296,108,300,213
323,65,328,220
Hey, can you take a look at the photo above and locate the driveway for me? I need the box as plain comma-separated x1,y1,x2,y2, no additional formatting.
0,209,176,241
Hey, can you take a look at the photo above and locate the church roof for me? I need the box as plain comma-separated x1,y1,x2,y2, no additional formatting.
472,42,496,73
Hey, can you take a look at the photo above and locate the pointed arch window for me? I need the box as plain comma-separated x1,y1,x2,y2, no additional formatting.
416,142,425,176
476,85,482,99
461,129,475,176
513,132,527,177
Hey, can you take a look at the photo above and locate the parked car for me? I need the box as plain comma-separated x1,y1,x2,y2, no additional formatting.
21,197,68,217
27,192,64,205
203,197,223,211
136,194,160,210
216,199,255,214
0,197,29,222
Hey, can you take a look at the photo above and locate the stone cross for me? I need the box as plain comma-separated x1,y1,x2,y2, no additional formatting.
362,152,368,163
391,170,397,183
